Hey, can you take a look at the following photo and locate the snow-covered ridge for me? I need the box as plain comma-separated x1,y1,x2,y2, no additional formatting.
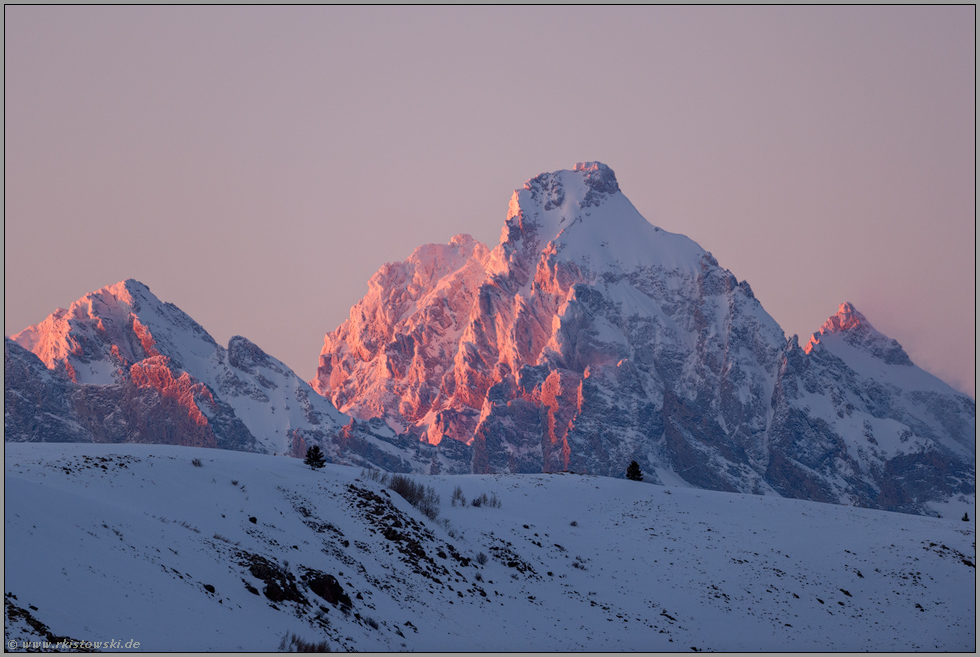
4,442,974,652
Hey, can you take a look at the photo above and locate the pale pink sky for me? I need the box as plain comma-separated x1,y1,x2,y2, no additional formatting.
5,6,975,397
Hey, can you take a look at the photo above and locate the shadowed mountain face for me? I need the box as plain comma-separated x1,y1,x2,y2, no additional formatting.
5,164,974,515
310,163,974,514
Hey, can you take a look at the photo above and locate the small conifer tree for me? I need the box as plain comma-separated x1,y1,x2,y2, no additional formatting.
963,512,970,522
304,445,326,470
626,460,643,482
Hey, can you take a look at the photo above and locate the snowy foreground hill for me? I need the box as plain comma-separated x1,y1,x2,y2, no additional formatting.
5,443,975,652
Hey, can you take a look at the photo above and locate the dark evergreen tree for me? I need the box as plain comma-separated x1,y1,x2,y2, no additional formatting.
304,445,326,470
963,512,970,522
626,460,643,482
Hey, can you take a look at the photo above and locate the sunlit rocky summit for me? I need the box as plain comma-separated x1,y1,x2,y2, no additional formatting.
5,163,975,516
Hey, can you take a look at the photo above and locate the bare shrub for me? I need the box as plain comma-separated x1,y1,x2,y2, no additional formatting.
175,519,200,533
278,632,330,652
570,520,578,527
451,485,467,507
475,552,488,565
388,474,440,520
360,469,390,486
470,492,502,509
231,480,239,486
441,518,457,538
191,458,203,467
365,617,379,630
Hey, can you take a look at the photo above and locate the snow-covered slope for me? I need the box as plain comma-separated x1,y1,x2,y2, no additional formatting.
4,443,975,652
5,280,419,469
312,163,975,514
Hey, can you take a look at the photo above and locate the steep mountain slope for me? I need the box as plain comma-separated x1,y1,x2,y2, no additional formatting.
5,280,418,469
312,163,974,513
4,443,975,652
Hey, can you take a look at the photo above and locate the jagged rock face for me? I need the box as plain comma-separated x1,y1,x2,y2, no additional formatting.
313,235,491,431
313,164,785,479
312,163,975,514
5,280,422,469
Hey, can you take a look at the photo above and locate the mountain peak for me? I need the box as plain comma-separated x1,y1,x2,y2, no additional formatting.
495,163,704,281
516,162,621,216
805,302,913,366
819,302,870,334
87,278,152,308
573,161,620,194
805,302,875,354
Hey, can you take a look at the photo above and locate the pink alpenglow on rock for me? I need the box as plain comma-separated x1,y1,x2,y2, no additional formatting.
309,163,974,513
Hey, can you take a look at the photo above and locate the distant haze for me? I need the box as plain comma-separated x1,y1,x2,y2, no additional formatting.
5,6,975,397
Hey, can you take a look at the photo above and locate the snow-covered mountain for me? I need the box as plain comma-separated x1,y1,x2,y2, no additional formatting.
5,164,974,516
313,162,974,514
5,279,421,469
4,442,975,652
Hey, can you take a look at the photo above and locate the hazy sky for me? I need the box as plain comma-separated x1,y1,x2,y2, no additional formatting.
5,6,975,397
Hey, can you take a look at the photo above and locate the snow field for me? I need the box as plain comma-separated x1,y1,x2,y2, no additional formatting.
4,443,975,651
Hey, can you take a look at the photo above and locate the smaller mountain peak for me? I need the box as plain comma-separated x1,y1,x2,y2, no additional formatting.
806,302,869,353
228,335,272,373
122,278,151,293
805,302,913,366
88,279,153,308
820,302,869,334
